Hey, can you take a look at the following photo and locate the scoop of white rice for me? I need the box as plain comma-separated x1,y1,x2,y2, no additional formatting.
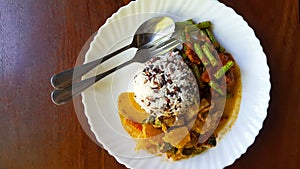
133,52,200,117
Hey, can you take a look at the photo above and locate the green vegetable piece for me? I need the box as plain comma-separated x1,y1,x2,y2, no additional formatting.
184,26,191,43
207,135,217,146
202,43,218,67
175,20,194,29
186,24,199,32
226,93,233,98
205,28,218,47
191,63,201,79
180,44,188,59
148,115,156,124
200,29,208,38
182,148,194,155
218,45,226,53
161,142,173,152
209,81,224,95
185,24,203,43
179,29,186,42
175,20,194,41
214,60,234,79
184,25,198,42
181,52,188,60
196,21,212,29
161,142,177,154
154,118,162,127
186,19,195,24
194,43,209,66
191,63,204,88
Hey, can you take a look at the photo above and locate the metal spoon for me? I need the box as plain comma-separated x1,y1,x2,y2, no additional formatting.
50,16,175,90
51,37,180,105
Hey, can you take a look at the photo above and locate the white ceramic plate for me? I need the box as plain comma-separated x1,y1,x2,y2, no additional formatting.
81,0,271,168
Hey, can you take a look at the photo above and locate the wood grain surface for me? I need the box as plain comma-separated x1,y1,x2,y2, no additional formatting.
0,0,299,169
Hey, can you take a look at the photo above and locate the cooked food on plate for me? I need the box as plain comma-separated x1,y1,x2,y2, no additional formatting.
133,52,200,118
118,19,242,160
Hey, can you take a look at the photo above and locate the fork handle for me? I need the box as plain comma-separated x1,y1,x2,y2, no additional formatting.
50,45,131,90
51,59,133,105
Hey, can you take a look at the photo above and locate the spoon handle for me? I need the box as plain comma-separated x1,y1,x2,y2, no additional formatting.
51,59,133,105
50,45,131,90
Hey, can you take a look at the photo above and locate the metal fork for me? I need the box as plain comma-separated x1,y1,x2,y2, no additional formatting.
51,37,180,105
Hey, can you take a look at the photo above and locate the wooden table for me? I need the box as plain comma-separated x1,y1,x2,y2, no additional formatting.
0,0,299,168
